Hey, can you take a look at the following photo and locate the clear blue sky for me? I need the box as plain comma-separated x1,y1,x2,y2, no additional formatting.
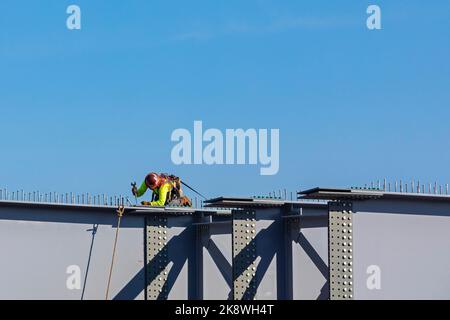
0,1,449,200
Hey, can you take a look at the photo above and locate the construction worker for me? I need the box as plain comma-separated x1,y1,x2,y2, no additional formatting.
131,172,192,207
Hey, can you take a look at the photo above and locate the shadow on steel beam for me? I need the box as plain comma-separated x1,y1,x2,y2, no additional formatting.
113,228,193,300
233,222,278,300
205,239,233,291
293,232,329,300
294,233,328,279
81,223,99,300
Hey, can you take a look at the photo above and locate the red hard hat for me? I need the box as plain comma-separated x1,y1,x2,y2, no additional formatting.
145,172,161,189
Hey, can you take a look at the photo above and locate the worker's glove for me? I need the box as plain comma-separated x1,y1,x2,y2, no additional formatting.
141,201,151,206
131,182,138,196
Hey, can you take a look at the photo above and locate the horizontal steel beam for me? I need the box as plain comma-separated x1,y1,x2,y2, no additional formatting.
0,200,231,216
299,187,450,202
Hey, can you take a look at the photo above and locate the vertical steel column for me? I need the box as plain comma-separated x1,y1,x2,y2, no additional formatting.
195,218,208,300
282,204,297,300
232,209,257,300
329,201,354,300
145,215,169,300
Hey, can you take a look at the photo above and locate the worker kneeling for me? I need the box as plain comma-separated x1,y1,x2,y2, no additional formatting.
132,172,192,207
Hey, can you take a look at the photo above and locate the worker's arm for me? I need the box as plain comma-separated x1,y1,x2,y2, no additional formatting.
150,183,171,206
136,181,148,198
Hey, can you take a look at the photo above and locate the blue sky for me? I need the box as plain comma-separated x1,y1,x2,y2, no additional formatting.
0,1,449,200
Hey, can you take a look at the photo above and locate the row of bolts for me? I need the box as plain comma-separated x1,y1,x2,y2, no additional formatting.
362,179,449,195
1,180,448,206
267,190,295,200
265,180,450,200
0,188,205,208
